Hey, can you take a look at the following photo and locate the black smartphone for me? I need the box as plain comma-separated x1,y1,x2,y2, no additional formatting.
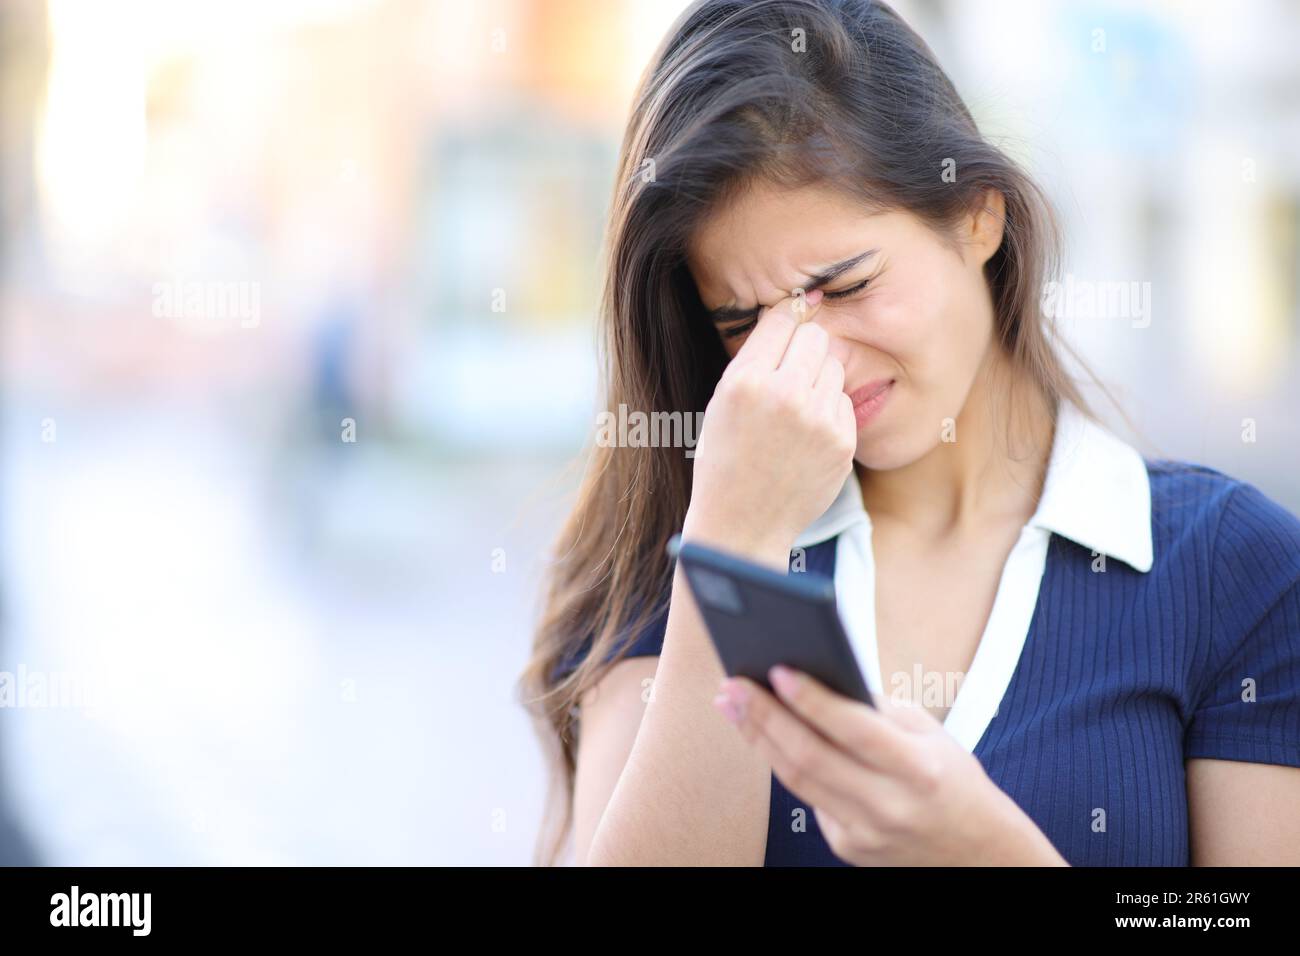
666,534,874,707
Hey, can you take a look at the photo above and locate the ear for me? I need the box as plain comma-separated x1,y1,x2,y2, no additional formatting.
967,188,1006,267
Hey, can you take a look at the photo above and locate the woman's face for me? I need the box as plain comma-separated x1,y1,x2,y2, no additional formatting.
686,180,1006,471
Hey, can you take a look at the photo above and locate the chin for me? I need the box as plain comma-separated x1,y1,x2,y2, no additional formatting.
852,434,916,471
854,407,944,469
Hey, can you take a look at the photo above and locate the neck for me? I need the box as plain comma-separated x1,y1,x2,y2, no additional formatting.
857,349,1056,538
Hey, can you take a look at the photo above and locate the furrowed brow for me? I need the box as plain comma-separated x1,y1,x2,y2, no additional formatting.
705,249,878,324
707,303,762,324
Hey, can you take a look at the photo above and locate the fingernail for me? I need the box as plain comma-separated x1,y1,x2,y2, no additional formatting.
722,679,749,720
770,665,800,698
713,693,739,724
804,288,824,307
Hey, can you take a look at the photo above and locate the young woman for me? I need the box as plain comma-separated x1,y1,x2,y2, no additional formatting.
520,0,1300,866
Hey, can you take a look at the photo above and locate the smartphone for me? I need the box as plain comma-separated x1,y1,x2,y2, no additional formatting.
666,534,874,707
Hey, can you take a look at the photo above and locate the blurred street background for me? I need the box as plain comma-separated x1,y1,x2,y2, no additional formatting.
1,0,1298,864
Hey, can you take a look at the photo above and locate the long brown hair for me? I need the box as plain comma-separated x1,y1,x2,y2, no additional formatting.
518,0,1109,866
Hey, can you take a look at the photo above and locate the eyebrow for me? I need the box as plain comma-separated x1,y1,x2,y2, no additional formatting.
705,248,879,324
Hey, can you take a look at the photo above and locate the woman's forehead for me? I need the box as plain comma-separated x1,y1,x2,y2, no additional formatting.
687,184,892,308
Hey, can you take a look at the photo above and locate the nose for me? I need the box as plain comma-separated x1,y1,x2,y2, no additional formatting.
806,310,854,369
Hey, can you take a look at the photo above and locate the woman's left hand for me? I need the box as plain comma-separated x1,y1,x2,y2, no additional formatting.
714,666,1069,866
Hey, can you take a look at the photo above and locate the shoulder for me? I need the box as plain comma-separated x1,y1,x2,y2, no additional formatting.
1147,459,1300,654
1146,457,1300,564
550,588,672,684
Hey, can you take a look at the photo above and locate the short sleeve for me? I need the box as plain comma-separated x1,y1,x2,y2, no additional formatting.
549,600,670,683
1185,482,1300,767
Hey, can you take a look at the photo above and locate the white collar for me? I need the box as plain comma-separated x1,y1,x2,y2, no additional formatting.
792,396,1154,573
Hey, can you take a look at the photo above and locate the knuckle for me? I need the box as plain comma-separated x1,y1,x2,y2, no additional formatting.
799,320,829,347
805,410,835,441
824,827,852,857
873,801,904,837
786,735,819,778
793,394,821,423
772,378,804,410
723,366,761,397
781,762,806,793
812,406,845,442
836,395,857,427
853,825,890,855
872,800,909,838
915,754,945,793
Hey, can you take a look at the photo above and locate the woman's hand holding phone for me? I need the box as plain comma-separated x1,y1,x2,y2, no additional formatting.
683,289,858,568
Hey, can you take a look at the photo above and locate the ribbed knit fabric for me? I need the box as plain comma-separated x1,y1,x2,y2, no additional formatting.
556,458,1300,866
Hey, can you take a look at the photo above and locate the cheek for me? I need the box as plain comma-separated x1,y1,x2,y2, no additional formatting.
869,268,985,378
839,285,931,367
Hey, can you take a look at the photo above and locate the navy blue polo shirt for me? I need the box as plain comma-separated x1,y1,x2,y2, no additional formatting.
556,455,1300,866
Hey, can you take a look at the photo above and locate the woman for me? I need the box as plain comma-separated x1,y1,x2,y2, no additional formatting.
520,0,1300,866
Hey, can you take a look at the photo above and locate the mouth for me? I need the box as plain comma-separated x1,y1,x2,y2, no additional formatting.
848,378,894,406
847,377,895,428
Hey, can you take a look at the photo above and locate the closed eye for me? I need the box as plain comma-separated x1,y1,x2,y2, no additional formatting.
717,276,875,339
824,275,873,301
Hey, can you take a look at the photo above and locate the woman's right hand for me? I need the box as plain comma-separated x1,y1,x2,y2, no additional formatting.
682,289,858,568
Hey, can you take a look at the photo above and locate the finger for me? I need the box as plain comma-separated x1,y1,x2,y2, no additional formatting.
812,352,845,397
787,286,822,324
768,665,926,779
752,719,876,829
818,386,857,454
737,288,826,369
774,316,830,387
727,677,883,823
730,295,804,372
812,807,857,862
835,390,857,440
879,692,946,733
